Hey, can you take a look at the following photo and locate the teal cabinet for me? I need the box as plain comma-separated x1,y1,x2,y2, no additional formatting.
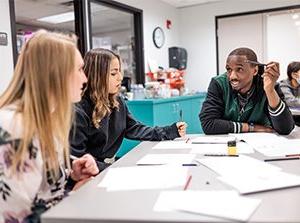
116,94,206,157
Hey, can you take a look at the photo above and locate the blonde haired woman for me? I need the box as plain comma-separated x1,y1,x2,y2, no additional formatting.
0,30,99,222
70,48,186,171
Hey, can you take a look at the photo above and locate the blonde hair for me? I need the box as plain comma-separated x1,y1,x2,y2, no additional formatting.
0,30,77,179
83,48,120,128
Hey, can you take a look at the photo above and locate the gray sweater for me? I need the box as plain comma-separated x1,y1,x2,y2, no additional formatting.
279,79,300,108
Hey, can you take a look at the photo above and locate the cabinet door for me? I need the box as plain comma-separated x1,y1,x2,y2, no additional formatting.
153,102,179,125
190,97,203,133
116,103,153,158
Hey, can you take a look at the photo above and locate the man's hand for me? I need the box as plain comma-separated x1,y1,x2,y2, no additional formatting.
263,61,281,109
263,62,280,94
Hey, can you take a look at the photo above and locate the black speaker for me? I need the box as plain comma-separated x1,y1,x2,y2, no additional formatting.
169,47,187,70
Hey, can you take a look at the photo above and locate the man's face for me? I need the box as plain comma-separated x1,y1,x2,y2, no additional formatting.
225,55,258,94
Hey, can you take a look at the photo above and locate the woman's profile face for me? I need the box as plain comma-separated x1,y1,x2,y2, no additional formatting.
291,70,300,82
108,57,123,94
69,49,87,102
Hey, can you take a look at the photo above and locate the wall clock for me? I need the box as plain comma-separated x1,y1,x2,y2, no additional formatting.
153,26,165,48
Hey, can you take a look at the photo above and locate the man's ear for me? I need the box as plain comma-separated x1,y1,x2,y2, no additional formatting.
252,65,259,77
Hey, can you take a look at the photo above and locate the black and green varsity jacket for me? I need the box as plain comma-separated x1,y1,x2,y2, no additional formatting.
199,73,294,135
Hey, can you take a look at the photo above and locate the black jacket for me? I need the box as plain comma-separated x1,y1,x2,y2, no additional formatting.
70,95,180,171
199,74,294,135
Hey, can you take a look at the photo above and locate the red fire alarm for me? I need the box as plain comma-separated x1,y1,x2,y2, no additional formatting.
166,19,172,29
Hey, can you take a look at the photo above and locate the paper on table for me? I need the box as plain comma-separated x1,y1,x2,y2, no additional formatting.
154,190,261,222
152,141,193,150
136,154,196,165
219,171,300,194
253,139,300,157
98,166,188,191
190,142,254,154
190,135,236,144
230,132,284,143
231,133,288,149
196,155,281,177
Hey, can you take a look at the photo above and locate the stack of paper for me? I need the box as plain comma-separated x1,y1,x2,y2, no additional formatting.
196,155,300,194
97,166,188,191
136,154,196,165
154,190,261,222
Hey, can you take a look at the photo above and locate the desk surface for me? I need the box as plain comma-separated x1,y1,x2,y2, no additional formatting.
42,129,300,223
290,108,300,116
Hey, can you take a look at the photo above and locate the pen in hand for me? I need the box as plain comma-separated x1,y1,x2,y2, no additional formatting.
70,155,79,160
179,109,183,122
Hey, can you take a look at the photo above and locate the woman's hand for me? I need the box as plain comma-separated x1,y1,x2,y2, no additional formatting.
70,154,99,182
176,122,187,137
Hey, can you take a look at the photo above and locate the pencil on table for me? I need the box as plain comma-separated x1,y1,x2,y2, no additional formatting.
183,175,192,190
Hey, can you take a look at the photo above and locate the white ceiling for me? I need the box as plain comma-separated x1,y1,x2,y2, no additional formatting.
14,0,133,34
161,0,223,8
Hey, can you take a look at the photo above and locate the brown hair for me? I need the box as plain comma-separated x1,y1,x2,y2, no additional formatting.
287,61,300,80
0,30,77,179
228,47,258,63
83,48,121,128
227,47,264,77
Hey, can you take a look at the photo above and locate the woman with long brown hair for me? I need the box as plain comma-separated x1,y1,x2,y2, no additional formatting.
70,48,186,171
0,30,99,222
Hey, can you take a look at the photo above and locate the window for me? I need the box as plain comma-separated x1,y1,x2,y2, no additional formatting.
88,0,144,84
13,0,75,56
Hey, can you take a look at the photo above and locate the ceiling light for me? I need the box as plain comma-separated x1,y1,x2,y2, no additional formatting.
37,12,74,24
292,14,299,20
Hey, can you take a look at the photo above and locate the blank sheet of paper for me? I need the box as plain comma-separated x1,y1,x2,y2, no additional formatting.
219,171,300,194
136,154,196,165
154,190,261,222
196,155,281,177
98,166,188,191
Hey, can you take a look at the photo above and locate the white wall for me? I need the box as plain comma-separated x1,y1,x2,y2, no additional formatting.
217,14,264,73
0,0,13,94
118,0,180,72
2,0,300,94
267,11,300,80
179,0,300,92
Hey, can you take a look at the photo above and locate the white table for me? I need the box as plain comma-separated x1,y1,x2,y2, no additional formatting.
41,128,300,223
